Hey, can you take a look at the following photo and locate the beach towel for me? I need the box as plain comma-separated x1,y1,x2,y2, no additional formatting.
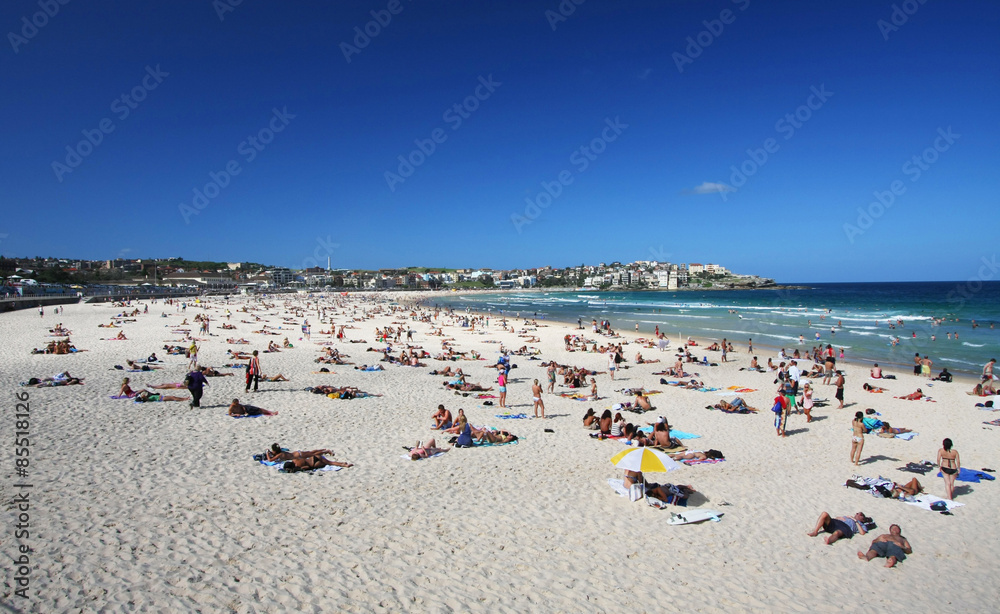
637,426,700,440
984,418,1000,426
894,432,918,441
683,458,726,466
494,413,528,419
110,394,136,399
256,457,343,473
904,494,964,512
936,467,995,483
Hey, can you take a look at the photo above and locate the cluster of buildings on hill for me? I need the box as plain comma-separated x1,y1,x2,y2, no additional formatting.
0,256,775,293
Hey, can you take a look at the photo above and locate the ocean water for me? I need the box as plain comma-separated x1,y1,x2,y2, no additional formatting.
428,282,1000,377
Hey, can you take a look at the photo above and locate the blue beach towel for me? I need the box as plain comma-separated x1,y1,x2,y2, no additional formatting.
936,467,995,483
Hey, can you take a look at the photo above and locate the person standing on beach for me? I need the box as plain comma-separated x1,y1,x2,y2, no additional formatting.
984,358,996,381
186,366,209,408
497,366,507,409
835,371,845,409
921,355,933,378
937,438,960,500
773,390,789,437
188,341,199,370
913,353,921,375
246,350,261,393
608,350,617,380
532,379,545,419
851,411,865,465
748,338,753,354
788,360,801,400
546,363,556,394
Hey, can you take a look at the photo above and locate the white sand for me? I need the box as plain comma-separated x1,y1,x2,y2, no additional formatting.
2,293,998,612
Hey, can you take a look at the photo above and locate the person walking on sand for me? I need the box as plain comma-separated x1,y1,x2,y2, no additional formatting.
835,370,845,409
188,341,199,370
937,438,960,500
985,358,996,381
186,366,209,409
546,363,556,394
532,379,545,419
851,411,865,465
608,350,617,381
246,350,261,393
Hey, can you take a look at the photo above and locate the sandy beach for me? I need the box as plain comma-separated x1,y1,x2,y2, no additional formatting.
2,292,998,612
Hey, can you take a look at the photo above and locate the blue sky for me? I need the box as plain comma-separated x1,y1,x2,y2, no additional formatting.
1,0,997,282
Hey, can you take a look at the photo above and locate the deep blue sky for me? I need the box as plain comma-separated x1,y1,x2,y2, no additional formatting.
1,0,997,281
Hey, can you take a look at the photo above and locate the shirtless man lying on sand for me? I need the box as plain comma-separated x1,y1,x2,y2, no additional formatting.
858,524,912,568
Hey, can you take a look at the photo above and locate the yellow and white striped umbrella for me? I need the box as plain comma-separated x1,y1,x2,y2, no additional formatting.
610,447,682,474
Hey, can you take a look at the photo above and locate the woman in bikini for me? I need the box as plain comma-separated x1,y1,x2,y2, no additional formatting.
118,377,137,398
851,411,865,466
409,438,449,460
937,438,960,500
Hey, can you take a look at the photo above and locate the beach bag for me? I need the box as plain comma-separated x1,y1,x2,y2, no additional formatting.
183,375,193,388
771,401,783,414
629,483,644,502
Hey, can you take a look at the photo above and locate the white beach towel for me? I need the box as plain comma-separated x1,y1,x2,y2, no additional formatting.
905,494,964,512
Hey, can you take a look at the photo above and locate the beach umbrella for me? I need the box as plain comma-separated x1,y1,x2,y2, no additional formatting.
610,447,681,474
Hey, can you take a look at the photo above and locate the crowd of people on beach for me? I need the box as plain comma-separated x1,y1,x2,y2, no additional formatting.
22,290,999,571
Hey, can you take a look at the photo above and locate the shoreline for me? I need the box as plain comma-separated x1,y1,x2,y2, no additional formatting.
420,296,986,387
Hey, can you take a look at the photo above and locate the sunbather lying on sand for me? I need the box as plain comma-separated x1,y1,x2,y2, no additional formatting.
408,438,450,460
669,450,724,461
23,372,83,387
469,426,518,444
896,389,927,400
645,483,695,505
807,511,871,545
135,390,190,403
282,455,352,471
263,444,335,461
444,382,492,392
710,398,756,413
228,399,277,416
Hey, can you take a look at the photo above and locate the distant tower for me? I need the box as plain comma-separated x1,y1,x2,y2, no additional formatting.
327,256,330,271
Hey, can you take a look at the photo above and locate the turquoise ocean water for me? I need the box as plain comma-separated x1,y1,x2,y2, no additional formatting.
427,282,1000,378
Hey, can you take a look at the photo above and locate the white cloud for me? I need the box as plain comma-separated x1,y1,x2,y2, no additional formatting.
685,182,734,195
